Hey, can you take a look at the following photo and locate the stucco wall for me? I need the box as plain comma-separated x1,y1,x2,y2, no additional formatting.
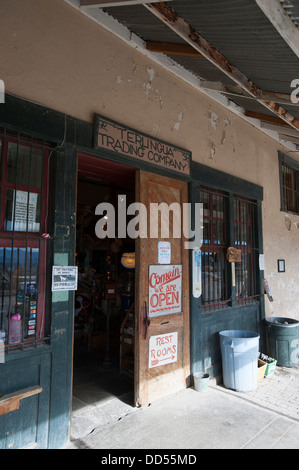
0,0,298,320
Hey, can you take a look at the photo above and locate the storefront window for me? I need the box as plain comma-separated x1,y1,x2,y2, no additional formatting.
233,197,255,302
200,187,258,309
200,187,227,308
0,132,50,350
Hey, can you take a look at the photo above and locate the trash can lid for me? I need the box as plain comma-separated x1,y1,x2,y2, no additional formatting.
265,317,299,327
219,330,260,339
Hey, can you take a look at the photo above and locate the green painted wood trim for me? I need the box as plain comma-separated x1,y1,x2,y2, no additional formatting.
191,161,263,201
0,94,190,182
47,144,77,449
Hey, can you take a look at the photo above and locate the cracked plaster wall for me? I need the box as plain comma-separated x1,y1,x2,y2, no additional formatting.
0,0,298,319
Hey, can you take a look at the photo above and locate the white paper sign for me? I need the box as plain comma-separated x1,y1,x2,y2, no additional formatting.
10,190,39,232
52,266,78,291
149,265,182,317
149,332,178,368
158,241,171,264
192,248,202,298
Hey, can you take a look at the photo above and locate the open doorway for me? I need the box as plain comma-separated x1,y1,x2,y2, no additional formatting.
71,153,136,437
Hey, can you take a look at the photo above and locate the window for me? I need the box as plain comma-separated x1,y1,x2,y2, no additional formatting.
279,152,299,215
233,197,256,302
0,130,51,351
200,187,228,308
200,186,258,310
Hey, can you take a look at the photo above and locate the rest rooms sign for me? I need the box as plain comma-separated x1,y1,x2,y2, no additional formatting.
149,265,182,317
149,332,178,368
94,114,191,176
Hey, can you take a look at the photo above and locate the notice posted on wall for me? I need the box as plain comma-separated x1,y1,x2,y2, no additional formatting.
52,266,78,291
148,264,182,317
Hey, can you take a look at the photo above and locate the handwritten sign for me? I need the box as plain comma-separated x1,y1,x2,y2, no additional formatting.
94,114,191,176
149,332,178,368
149,265,182,317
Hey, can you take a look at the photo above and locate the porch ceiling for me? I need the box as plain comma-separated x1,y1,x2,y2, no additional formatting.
65,0,299,153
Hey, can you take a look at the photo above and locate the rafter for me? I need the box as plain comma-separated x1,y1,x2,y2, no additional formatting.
244,110,291,127
200,81,295,106
80,0,172,7
256,0,299,58
146,41,203,57
144,2,299,132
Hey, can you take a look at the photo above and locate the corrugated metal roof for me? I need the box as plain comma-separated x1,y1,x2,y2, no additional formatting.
69,0,299,148
169,0,299,95
102,0,299,112
280,0,299,28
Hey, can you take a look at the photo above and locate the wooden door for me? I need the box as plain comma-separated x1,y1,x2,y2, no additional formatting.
135,170,190,407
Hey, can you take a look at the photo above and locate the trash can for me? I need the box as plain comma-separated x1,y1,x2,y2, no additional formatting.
219,330,260,392
265,317,299,367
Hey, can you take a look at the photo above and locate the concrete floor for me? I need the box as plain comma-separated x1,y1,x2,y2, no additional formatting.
67,345,299,450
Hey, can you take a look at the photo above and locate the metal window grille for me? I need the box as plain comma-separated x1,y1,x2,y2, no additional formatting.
200,187,259,310
200,187,228,309
0,128,52,353
233,196,257,303
281,163,299,214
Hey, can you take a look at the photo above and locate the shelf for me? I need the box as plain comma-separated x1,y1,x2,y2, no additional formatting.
119,303,134,377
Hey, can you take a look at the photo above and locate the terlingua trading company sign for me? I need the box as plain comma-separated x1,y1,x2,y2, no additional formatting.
94,114,191,176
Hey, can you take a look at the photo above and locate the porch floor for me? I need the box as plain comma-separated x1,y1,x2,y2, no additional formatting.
71,341,135,441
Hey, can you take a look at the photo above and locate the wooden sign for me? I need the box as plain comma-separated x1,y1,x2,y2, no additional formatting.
94,114,191,176
149,265,182,317
226,247,242,263
149,332,178,368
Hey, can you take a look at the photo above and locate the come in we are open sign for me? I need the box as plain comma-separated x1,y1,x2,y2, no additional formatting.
148,265,182,318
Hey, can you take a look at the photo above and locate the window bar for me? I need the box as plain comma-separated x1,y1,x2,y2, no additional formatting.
23,137,33,349
241,199,245,303
242,199,247,303
0,132,4,334
216,194,220,304
237,199,242,300
7,135,21,351
36,140,46,344
209,192,213,306
249,202,255,300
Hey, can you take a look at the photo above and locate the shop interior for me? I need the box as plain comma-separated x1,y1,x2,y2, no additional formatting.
72,155,136,430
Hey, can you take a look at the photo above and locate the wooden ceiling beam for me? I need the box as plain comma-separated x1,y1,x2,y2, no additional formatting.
244,110,291,127
200,80,295,106
144,2,299,131
146,41,204,57
80,0,172,7
256,0,299,58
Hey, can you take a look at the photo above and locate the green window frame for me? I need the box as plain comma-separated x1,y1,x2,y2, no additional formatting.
0,129,52,353
279,152,299,216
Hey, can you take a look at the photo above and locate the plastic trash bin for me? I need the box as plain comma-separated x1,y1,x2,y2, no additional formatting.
219,330,260,392
265,317,299,367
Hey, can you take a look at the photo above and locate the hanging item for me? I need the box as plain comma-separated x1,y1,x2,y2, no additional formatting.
192,248,202,298
121,253,135,270
226,247,241,263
